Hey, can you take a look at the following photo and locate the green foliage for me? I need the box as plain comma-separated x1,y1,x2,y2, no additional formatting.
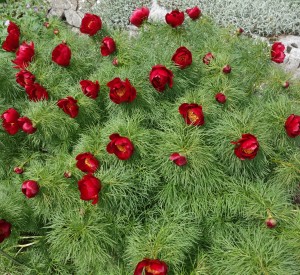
0,8,300,275
210,226,299,274
0,0,48,21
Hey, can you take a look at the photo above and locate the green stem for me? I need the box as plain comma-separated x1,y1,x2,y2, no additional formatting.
271,159,300,173
0,248,31,270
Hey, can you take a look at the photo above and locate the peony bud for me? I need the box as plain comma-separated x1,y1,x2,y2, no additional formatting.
21,180,39,198
215,92,226,104
112,57,118,66
64,171,72,178
0,219,12,243
14,167,24,174
53,29,59,35
44,22,50,28
236,27,244,35
202,52,214,65
170,153,187,166
282,81,289,88
222,64,231,74
265,217,277,229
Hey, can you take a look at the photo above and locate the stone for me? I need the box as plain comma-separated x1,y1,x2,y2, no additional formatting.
48,0,71,10
48,8,65,19
67,0,78,10
279,35,300,48
277,36,300,79
149,0,170,22
64,10,84,28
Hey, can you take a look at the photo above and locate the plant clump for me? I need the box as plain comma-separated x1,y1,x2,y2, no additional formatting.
0,5,300,275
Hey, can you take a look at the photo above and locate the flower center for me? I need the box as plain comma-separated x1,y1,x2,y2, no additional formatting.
242,148,255,154
179,56,186,62
88,21,94,28
116,88,126,97
187,110,199,123
84,158,93,167
66,102,73,111
145,266,160,275
116,144,126,152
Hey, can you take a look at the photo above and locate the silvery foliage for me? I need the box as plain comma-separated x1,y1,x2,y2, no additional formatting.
92,0,300,35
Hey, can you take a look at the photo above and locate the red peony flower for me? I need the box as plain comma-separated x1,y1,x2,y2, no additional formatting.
21,180,39,198
14,167,24,174
149,65,174,92
134,258,168,275
80,13,102,36
100,37,116,56
170,153,187,166
7,21,20,34
186,6,201,20
222,64,231,74
1,108,20,123
284,114,300,138
2,30,20,52
0,219,12,244
130,7,150,27
80,80,100,99
171,46,192,69
12,41,35,69
76,152,99,173
52,43,71,66
179,103,205,126
57,96,79,118
15,70,35,87
107,77,136,104
271,42,285,63
106,133,134,160
78,174,101,204
231,133,259,160
202,52,214,65
215,92,226,104
18,117,37,134
1,21,20,52
165,10,185,28
25,83,49,101
1,108,20,135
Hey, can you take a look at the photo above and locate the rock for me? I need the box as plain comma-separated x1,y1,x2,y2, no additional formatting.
64,10,84,28
48,0,71,10
67,0,78,10
149,0,170,22
48,8,65,19
279,35,300,48
278,35,300,79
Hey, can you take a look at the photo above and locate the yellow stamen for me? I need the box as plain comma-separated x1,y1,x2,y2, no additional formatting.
116,144,126,152
187,109,199,123
84,158,92,167
116,88,126,97
242,148,254,154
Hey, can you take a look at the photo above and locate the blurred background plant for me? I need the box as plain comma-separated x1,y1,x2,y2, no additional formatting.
0,0,48,22
1,0,300,36
91,0,300,35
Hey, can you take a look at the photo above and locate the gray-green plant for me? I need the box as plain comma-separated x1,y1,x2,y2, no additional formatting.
91,0,300,35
